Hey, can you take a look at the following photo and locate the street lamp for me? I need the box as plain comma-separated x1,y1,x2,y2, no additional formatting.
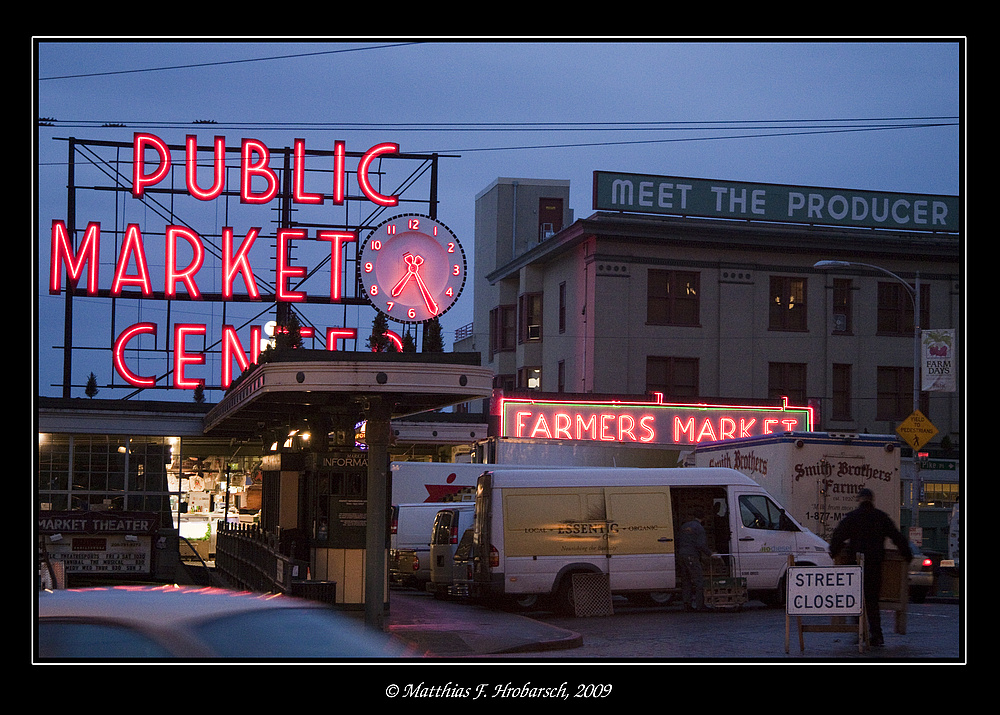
814,260,923,528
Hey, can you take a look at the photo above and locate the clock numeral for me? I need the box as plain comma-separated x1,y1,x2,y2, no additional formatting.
364,262,374,273
453,264,461,276
370,285,379,296
385,224,396,236
448,242,455,253
408,218,420,230
446,287,454,297
408,308,416,319
386,301,394,312
372,239,382,251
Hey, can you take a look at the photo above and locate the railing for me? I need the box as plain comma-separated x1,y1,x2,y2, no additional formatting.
454,322,474,342
215,522,305,595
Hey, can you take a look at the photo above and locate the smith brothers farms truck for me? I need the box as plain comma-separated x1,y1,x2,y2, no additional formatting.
691,432,901,541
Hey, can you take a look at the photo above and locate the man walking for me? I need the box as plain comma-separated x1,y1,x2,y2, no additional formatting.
828,488,912,646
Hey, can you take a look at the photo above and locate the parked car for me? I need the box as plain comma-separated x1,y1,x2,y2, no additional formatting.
37,585,408,659
908,543,934,603
389,548,421,588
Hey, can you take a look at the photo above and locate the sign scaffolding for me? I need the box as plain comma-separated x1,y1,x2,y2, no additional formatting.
46,134,459,399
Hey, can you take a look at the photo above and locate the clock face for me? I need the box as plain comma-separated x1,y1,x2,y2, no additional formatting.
358,213,467,323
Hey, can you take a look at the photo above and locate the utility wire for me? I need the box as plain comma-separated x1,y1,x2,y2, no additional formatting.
37,42,423,81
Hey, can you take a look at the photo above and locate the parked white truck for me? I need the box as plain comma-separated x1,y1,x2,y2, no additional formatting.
471,467,832,611
691,432,901,541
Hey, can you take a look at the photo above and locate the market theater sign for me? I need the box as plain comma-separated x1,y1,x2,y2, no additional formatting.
47,133,448,390
500,396,813,447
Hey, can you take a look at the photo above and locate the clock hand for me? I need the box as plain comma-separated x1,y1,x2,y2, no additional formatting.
390,253,421,296
412,266,438,316
391,253,438,315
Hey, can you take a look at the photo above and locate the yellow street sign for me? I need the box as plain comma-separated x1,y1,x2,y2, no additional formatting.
896,410,939,450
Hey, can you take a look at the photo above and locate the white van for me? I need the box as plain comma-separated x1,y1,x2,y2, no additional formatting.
428,506,477,598
390,501,474,589
471,467,832,611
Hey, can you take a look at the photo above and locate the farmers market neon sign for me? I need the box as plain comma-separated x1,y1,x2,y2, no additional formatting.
500,395,814,447
48,133,415,390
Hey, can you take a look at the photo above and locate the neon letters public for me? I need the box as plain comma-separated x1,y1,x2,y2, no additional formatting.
49,133,406,390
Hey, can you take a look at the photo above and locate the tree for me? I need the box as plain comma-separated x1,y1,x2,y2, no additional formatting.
193,384,205,403
367,312,392,352
401,331,417,352
85,372,99,398
277,312,304,350
423,317,444,352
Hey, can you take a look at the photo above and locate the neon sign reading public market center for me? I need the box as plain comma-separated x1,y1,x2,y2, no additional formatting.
48,133,428,391
500,396,814,447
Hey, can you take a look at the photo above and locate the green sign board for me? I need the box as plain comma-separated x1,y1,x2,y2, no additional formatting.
592,171,960,233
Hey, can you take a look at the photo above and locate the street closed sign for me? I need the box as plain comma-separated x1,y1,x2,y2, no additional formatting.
786,566,863,616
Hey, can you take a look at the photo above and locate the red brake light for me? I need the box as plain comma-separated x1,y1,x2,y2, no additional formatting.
450,526,459,545
922,557,933,568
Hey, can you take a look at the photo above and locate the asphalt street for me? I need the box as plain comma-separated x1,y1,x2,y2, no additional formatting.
386,589,964,663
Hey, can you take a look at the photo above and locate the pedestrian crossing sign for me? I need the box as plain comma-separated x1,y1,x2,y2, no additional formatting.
896,410,938,450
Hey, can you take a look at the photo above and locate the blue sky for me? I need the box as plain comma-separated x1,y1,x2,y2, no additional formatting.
33,39,963,401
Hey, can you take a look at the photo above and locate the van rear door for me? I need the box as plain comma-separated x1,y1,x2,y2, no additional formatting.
430,509,462,588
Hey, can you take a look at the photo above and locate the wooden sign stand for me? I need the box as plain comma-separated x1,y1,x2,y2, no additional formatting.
785,555,867,654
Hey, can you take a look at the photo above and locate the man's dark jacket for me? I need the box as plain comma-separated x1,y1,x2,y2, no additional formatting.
829,501,912,563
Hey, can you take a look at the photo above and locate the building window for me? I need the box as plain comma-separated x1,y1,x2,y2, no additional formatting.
769,276,807,331
768,362,807,405
646,356,699,400
518,366,542,390
489,305,516,358
877,366,929,421
832,278,853,334
519,292,543,343
558,282,567,334
37,434,174,521
557,360,566,393
877,281,930,336
493,374,515,392
647,270,700,326
832,363,852,421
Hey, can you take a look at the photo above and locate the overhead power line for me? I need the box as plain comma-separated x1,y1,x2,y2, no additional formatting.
37,42,423,81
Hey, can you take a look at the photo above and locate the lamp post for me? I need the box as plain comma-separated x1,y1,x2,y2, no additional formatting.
814,260,922,529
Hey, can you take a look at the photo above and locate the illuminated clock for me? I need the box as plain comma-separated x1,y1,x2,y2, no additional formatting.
358,213,467,323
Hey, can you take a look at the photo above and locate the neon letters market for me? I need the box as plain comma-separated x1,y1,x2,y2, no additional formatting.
501,397,813,447
48,133,410,390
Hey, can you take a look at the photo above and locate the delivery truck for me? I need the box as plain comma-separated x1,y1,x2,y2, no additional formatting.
471,467,832,612
691,432,901,541
390,461,491,504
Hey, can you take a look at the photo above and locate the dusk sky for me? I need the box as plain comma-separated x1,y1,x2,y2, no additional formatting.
33,39,963,402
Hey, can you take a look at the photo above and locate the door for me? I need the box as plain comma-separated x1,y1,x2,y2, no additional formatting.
429,509,458,586
732,491,801,592
538,198,563,240
604,487,675,592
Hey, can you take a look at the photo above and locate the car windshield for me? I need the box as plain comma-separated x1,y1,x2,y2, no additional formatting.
192,608,398,658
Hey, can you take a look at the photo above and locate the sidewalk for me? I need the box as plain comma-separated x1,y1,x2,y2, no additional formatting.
385,590,582,657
